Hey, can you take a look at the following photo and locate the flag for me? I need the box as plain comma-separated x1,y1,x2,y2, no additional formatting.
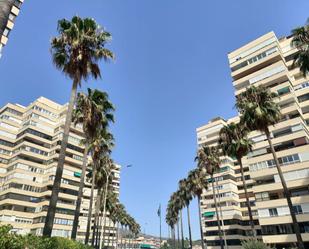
157,204,161,217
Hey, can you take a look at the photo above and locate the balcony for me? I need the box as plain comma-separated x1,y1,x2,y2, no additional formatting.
231,45,282,81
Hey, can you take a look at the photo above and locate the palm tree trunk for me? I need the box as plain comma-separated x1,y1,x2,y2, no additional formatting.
180,210,184,249
114,222,119,249
43,79,79,237
116,222,120,249
121,225,124,249
101,210,108,249
176,220,180,249
99,177,110,249
238,158,255,237
172,226,176,249
72,145,89,240
108,217,111,248
95,212,101,248
197,195,206,249
265,128,304,249
186,205,193,249
215,179,228,249
85,164,97,244
211,178,224,249
93,192,102,246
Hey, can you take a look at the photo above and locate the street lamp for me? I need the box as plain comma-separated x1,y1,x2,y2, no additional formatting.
99,164,133,249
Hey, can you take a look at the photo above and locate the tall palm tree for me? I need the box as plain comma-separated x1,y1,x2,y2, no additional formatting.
196,145,226,249
219,122,256,236
187,168,208,249
85,129,114,244
93,157,114,248
71,88,115,240
166,196,178,249
291,19,309,77
98,157,115,249
173,190,185,249
236,85,305,249
179,179,193,249
44,16,114,237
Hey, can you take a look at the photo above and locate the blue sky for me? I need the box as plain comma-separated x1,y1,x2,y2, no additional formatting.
1,0,309,240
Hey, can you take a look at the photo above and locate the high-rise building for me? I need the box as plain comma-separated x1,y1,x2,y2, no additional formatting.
0,97,120,244
0,0,24,58
197,31,309,248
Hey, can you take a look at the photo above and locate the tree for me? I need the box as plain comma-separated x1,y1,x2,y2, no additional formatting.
187,168,208,249
196,145,226,249
291,19,309,77
179,179,193,249
85,129,114,244
71,88,115,240
166,195,178,249
43,16,114,237
219,122,256,236
236,85,305,249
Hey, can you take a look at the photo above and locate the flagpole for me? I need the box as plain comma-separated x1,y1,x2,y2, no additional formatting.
159,204,162,248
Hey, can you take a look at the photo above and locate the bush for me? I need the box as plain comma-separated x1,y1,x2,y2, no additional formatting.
0,225,93,249
241,239,273,249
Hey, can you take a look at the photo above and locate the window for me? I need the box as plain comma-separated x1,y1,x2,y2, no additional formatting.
230,37,277,63
32,105,58,118
298,93,309,103
293,205,303,215
14,0,22,8
8,13,16,22
277,86,290,96
256,192,269,202
295,81,309,91
269,208,278,217
250,154,300,172
3,28,10,37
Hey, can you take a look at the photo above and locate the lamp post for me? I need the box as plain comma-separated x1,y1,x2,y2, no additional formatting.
100,164,133,249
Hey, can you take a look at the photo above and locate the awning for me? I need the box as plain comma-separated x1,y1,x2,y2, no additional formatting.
203,211,215,217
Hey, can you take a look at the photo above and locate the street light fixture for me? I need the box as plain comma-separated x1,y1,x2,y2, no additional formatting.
99,163,133,249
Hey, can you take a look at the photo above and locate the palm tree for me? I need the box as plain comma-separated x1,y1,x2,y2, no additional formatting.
98,157,115,249
179,179,193,249
196,145,226,249
166,195,178,249
93,158,114,248
71,88,115,240
173,190,185,249
291,19,309,77
106,190,118,248
86,129,114,244
236,85,305,249
44,16,114,237
219,122,256,236
187,168,208,249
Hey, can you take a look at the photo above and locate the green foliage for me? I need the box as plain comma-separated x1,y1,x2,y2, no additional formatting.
241,240,273,249
0,225,93,249
161,242,171,249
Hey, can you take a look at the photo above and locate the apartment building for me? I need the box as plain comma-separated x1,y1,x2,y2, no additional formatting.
0,97,120,244
197,31,309,249
0,0,24,58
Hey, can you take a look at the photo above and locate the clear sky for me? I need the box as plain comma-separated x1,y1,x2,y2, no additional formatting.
1,0,309,240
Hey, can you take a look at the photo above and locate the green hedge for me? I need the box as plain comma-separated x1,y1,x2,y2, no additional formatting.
0,225,93,249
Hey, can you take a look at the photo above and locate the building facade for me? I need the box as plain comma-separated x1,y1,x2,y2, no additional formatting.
0,97,120,244
0,0,24,58
197,31,309,248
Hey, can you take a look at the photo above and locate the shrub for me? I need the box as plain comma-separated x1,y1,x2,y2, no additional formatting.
0,225,93,249
241,239,273,249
